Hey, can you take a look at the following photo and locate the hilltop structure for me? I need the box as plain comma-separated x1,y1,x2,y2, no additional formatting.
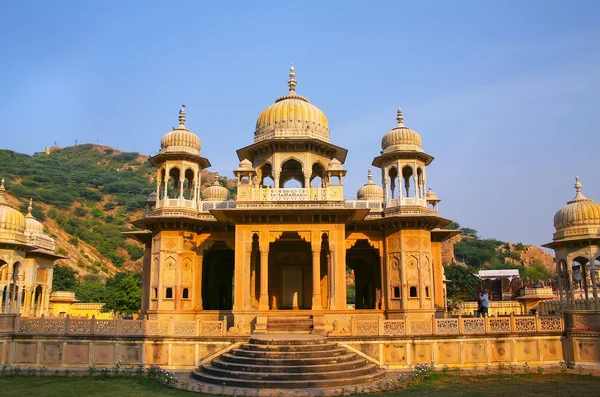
127,65,458,332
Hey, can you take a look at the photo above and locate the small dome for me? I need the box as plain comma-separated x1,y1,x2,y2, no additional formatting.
147,191,157,202
426,188,440,203
254,65,330,143
327,158,342,171
554,177,600,231
160,107,201,156
357,169,383,200
0,179,26,234
238,159,253,170
202,172,230,201
24,199,44,235
381,108,423,154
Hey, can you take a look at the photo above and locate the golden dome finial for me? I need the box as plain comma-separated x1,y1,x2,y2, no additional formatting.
214,170,220,185
288,63,297,92
571,176,588,202
178,105,186,127
0,178,7,205
26,198,33,217
396,108,404,127
367,168,373,183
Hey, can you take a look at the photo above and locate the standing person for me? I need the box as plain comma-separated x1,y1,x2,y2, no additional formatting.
479,291,489,317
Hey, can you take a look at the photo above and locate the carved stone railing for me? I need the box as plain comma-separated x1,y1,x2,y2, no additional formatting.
12,315,227,337
518,287,556,297
153,198,236,213
239,186,344,202
344,200,384,212
348,314,563,337
386,196,427,208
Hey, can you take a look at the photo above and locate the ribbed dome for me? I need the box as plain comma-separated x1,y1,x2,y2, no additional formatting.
554,177,600,231
202,172,230,201
238,159,253,170
327,158,342,171
357,169,383,201
381,108,423,153
0,180,26,234
426,188,440,203
25,199,44,235
160,107,201,155
254,65,330,143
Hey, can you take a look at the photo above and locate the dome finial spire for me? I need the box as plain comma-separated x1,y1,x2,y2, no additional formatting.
178,105,186,127
571,176,588,202
288,63,297,92
27,198,33,217
396,108,404,126
0,178,7,205
367,168,373,182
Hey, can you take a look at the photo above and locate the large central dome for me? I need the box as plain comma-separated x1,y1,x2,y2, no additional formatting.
254,65,330,143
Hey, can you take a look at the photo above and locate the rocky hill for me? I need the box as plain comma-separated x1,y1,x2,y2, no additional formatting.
0,144,235,278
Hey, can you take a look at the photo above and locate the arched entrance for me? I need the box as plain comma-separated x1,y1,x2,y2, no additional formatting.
346,240,382,309
202,242,234,310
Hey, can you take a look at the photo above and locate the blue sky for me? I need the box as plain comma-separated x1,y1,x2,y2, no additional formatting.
1,1,599,248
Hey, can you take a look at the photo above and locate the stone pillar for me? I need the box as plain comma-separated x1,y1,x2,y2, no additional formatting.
589,254,599,311
41,286,49,316
566,254,575,309
259,244,270,310
163,167,169,203
196,252,204,310
557,276,565,310
311,244,322,310
418,261,425,309
244,243,253,310
23,287,32,317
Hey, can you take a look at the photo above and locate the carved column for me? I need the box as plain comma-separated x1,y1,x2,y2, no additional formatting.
566,254,575,309
23,287,32,317
196,252,204,310
244,243,253,310
0,284,4,313
418,261,425,309
589,252,599,311
259,243,270,310
311,243,322,310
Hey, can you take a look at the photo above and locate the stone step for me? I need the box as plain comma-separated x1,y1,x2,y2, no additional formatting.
241,342,339,352
211,356,367,373
201,361,378,381
233,346,348,359
192,368,387,389
220,351,358,366
249,335,327,346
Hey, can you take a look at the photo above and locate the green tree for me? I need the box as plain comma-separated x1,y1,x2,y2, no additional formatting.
444,263,479,301
52,265,79,291
101,272,142,316
522,260,553,281
75,275,106,303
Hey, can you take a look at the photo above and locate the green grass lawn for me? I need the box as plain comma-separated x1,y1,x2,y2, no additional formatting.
0,373,598,397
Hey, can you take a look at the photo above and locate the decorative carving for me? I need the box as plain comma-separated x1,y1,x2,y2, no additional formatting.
174,321,196,336
200,321,223,336
70,319,91,334
540,317,562,331
406,237,418,249
383,320,406,336
95,320,117,335
489,318,511,333
515,317,536,332
121,321,144,336
297,231,311,243
410,320,432,335
44,319,65,334
268,231,284,244
145,321,167,336
355,320,378,335
436,319,459,335
462,318,485,334
18,319,40,333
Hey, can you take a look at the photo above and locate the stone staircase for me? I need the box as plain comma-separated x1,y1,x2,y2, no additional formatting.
267,315,313,334
192,335,385,389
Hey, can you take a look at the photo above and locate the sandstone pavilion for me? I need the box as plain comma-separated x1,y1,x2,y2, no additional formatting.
0,67,596,390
